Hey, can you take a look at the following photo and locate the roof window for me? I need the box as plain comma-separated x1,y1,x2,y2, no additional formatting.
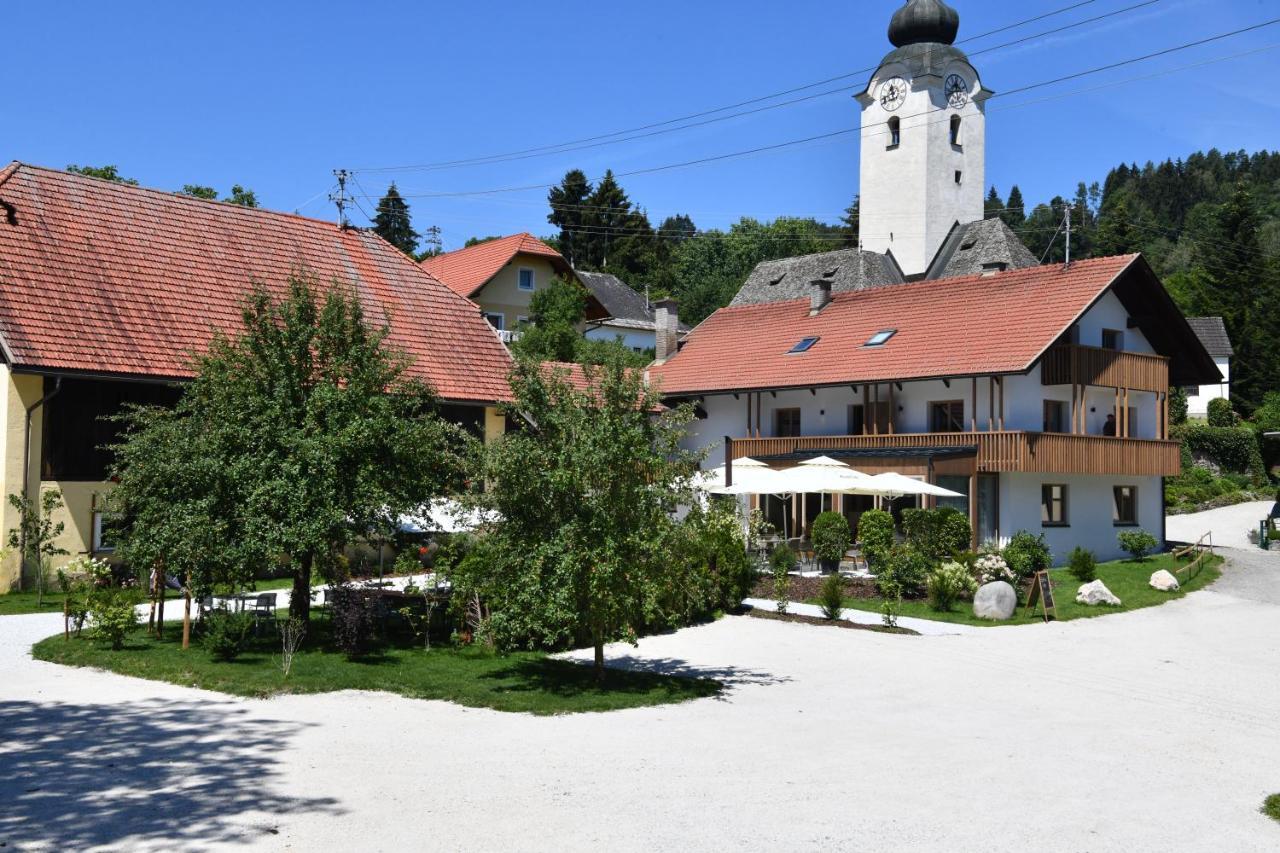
788,336,820,354
769,273,787,286
960,238,978,251
863,329,897,348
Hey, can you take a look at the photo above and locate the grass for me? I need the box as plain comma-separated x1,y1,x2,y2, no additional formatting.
31,618,721,715
806,552,1223,628
1264,794,1280,824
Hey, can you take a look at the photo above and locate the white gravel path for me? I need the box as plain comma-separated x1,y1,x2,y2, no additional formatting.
1168,500,1276,550
2,554,1279,852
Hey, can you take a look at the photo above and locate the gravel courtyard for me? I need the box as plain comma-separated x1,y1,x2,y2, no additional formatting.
2,550,1279,853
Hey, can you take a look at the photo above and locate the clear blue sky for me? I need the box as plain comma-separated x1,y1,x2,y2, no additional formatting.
5,0,1278,250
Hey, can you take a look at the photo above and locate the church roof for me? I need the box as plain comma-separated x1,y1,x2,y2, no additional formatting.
889,0,960,48
924,218,1040,279
729,247,905,307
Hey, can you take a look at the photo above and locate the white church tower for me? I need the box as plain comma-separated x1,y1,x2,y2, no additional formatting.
857,0,989,277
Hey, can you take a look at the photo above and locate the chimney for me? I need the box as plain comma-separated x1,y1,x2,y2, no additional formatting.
654,298,679,364
809,279,832,315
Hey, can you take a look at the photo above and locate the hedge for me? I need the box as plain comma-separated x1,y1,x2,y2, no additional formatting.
1172,423,1266,483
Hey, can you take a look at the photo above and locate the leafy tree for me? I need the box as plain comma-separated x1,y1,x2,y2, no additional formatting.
512,277,587,363
372,183,419,255
66,164,138,185
224,185,258,208
181,185,219,200
109,272,465,623
457,354,700,680
464,235,503,248
6,490,67,602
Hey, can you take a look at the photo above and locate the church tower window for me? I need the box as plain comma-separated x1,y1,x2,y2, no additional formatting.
950,115,962,147
888,116,901,149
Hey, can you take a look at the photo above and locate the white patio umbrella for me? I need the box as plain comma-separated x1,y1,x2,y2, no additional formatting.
860,472,965,499
697,457,790,495
774,456,873,495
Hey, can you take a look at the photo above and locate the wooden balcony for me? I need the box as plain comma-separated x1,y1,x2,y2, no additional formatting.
1041,344,1169,393
729,431,1181,477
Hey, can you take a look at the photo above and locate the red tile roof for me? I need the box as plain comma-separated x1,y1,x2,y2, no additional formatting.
421,233,567,299
648,255,1141,396
0,163,513,404
541,361,665,412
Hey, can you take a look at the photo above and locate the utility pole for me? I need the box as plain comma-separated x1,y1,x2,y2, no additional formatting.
1064,202,1072,267
330,169,351,229
422,225,442,255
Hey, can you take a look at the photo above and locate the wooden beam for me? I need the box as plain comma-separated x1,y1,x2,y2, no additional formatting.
756,392,762,439
988,377,995,432
971,377,978,432
998,376,1006,431
888,382,896,435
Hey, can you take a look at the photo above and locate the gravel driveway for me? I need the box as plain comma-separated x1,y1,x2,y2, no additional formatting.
1168,500,1275,550
2,554,1279,852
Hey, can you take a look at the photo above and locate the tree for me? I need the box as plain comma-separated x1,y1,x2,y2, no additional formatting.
547,169,593,268
181,185,219,200
840,196,860,247
6,490,66,603
464,235,503,248
582,170,654,276
372,183,419,256
458,354,700,680
1002,186,1026,228
109,272,466,623
224,185,258,208
511,278,586,363
67,164,138,185
985,187,1003,220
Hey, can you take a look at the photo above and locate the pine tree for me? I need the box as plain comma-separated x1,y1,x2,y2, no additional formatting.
1002,186,1026,229
1094,194,1139,257
985,187,1002,220
547,170,593,268
372,183,419,256
841,196,860,246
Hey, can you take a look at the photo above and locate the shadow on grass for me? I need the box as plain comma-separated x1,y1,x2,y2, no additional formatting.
0,699,341,850
479,656,723,701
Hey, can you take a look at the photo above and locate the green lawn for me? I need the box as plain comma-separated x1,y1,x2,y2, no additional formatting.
31,619,720,715
807,552,1223,628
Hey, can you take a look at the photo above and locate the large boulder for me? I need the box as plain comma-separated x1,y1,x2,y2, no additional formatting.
1149,569,1180,592
973,581,1017,621
1076,579,1122,607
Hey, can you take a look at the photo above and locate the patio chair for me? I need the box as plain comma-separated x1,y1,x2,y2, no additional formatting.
249,593,278,635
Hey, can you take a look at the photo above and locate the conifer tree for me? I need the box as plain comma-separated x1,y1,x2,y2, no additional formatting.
372,183,419,256
547,170,593,268
1002,186,1026,228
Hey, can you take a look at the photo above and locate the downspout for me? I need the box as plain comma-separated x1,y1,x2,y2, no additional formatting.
19,376,61,590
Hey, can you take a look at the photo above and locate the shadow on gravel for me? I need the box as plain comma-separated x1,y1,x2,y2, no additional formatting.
0,699,340,850
595,655,792,691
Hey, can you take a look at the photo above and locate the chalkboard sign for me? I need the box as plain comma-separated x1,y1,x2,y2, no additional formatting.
1024,571,1057,621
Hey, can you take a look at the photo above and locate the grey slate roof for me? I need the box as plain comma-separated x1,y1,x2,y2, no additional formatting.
729,247,906,307
1186,317,1234,359
924,218,1039,280
577,270,689,332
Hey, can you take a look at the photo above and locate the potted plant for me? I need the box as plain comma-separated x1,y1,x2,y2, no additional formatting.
811,511,851,574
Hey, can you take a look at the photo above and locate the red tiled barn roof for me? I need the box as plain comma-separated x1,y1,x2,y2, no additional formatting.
649,255,1142,396
0,163,513,404
421,233,567,299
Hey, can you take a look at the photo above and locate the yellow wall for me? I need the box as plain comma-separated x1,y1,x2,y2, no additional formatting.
471,254,561,330
44,481,113,565
0,367,49,592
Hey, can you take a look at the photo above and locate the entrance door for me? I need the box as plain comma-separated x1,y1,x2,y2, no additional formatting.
976,474,999,547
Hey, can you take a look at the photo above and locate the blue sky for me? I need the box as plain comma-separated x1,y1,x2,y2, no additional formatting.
5,0,1278,250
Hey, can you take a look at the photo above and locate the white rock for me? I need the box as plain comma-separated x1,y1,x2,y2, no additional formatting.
973,581,1017,621
1149,570,1180,592
1076,579,1122,607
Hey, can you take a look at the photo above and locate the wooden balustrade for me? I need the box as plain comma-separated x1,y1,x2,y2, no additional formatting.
1041,344,1169,393
729,431,1181,477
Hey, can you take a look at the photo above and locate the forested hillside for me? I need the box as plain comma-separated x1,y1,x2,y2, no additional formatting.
531,149,1279,411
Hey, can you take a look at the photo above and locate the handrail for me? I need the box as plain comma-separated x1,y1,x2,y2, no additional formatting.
1041,344,1169,393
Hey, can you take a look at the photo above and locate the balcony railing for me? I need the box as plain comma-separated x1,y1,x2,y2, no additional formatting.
729,431,1181,477
494,329,522,344
1041,344,1169,393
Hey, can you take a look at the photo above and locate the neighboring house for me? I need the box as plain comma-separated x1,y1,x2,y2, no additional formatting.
0,162,514,592
422,233,608,342
647,0,1221,563
577,271,689,353
1184,317,1232,418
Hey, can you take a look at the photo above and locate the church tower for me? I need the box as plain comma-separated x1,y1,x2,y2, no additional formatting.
856,0,988,277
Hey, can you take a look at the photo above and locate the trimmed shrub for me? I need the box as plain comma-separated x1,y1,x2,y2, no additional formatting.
882,544,931,598
1003,531,1052,583
1117,529,1159,561
902,507,973,561
818,573,845,620
926,561,977,612
202,609,253,662
812,511,851,564
1206,397,1237,427
1067,546,1097,583
940,509,974,558
87,586,141,650
858,509,895,568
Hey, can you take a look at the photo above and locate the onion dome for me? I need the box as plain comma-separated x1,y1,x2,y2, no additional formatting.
888,0,960,47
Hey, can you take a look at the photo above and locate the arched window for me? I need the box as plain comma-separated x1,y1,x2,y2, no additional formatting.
888,116,901,148
950,115,962,147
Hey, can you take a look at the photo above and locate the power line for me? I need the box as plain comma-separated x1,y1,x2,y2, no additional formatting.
351,0,1123,175
359,24,1280,202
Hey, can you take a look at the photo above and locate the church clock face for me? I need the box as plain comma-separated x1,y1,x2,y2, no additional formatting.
879,77,908,112
945,74,969,108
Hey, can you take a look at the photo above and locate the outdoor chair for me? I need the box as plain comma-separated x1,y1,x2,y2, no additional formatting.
249,593,278,635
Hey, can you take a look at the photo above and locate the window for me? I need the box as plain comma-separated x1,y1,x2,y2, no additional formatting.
483,312,504,331
864,329,897,347
847,404,866,436
92,511,119,554
788,336,820,354
950,115,962,147
930,401,965,433
1102,329,1123,351
516,315,530,327
1113,485,1138,526
1041,484,1069,526
935,475,970,517
517,268,535,291
775,408,801,437
888,116,901,148
954,170,963,185
1043,400,1067,433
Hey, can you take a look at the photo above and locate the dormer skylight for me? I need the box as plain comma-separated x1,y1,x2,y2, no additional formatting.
769,273,787,286
788,336,820,354
863,329,897,348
